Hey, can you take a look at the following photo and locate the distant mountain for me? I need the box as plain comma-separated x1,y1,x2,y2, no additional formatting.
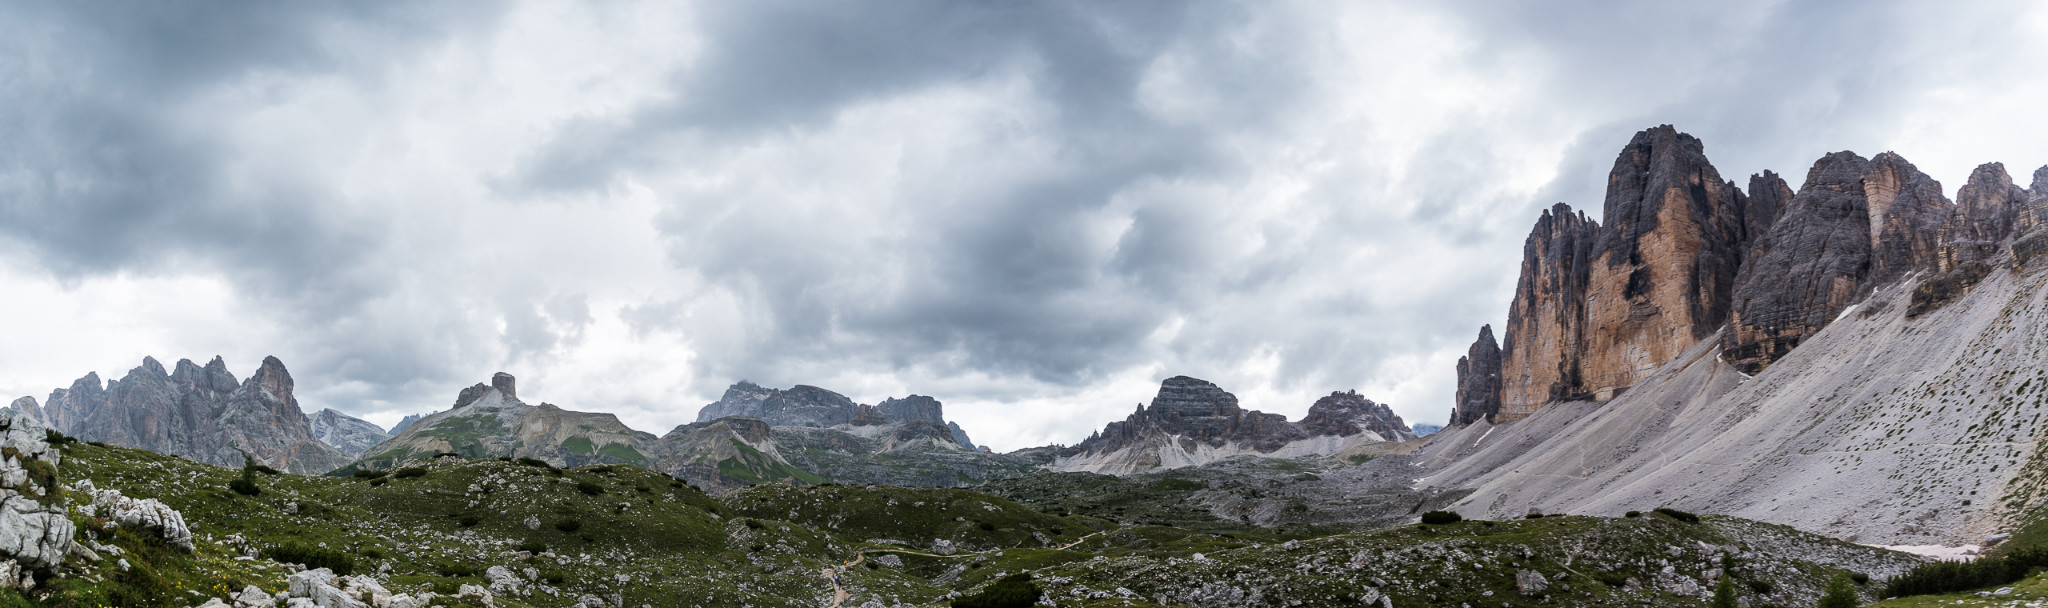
305,408,387,458
31,356,349,474
1047,376,1416,475
347,374,1024,493
1410,423,1443,436
387,413,423,436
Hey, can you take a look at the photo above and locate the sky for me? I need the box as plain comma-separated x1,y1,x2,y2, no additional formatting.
2,1,2045,452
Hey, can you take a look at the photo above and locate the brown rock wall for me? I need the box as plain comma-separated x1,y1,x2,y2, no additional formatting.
1497,204,1600,419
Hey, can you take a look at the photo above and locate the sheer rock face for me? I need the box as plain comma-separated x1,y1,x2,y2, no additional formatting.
36,356,349,474
1578,125,1750,403
306,408,389,458
388,413,423,436
876,395,945,425
1862,152,1952,285
1724,152,1876,374
1451,325,1503,425
1942,162,2030,270
1497,204,1600,419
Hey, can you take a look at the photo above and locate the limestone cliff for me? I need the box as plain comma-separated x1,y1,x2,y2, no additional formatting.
1576,125,1750,403
1496,204,1599,418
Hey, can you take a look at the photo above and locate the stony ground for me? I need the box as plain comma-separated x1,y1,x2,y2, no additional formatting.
0,440,1942,608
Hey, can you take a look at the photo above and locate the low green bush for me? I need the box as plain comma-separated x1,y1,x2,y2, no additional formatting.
353,470,389,480
1653,507,1700,523
393,467,427,479
555,519,582,533
576,481,604,495
1420,510,1462,525
268,543,356,575
517,540,548,554
951,573,1041,608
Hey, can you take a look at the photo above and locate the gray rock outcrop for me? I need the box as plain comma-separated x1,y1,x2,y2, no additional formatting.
77,478,193,552
1055,376,1414,472
0,409,73,581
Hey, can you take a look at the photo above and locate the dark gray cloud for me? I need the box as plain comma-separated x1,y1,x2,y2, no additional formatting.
2,0,2043,448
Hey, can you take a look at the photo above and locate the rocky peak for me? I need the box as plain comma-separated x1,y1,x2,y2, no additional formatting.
1452,324,1502,425
1301,390,1416,441
1579,124,1748,401
1067,376,1410,463
5,396,39,423
1723,151,1875,373
876,395,945,425
1746,171,1794,240
1943,162,2030,269
306,408,389,458
1862,152,1951,285
33,357,347,473
1496,203,1600,420
694,382,859,427
947,421,978,450
388,413,423,436
491,372,517,401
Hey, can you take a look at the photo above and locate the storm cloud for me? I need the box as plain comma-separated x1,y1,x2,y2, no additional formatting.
2,0,2044,450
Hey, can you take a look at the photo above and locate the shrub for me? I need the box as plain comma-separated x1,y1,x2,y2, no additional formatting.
744,519,763,529
554,519,582,533
541,569,566,585
1747,579,1773,594
457,514,481,527
353,469,389,480
361,547,384,559
42,429,75,446
1817,574,1858,608
268,543,357,575
1712,575,1737,608
517,540,547,554
576,481,605,495
978,522,996,531
370,478,386,487
1653,507,1700,523
1850,572,1869,584
393,467,427,479
250,464,282,475
951,573,1041,608
1420,510,1462,525
1625,510,1642,518
517,457,552,468
229,477,261,496
437,562,480,577
1525,513,1545,519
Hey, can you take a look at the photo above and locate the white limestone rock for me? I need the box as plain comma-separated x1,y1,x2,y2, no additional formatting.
87,485,194,552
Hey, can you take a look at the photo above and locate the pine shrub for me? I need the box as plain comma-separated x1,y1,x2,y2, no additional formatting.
1420,510,1462,525
951,573,1041,608
267,543,357,575
1653,507,1700,523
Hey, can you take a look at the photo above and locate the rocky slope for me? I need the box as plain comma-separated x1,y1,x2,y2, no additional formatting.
1432,125,2048,545
30,356,349,474
304,408,387,458
1047,376,1417,475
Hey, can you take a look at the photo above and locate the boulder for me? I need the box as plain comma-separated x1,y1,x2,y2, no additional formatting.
1516,569,1549,596
85,481,194,551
